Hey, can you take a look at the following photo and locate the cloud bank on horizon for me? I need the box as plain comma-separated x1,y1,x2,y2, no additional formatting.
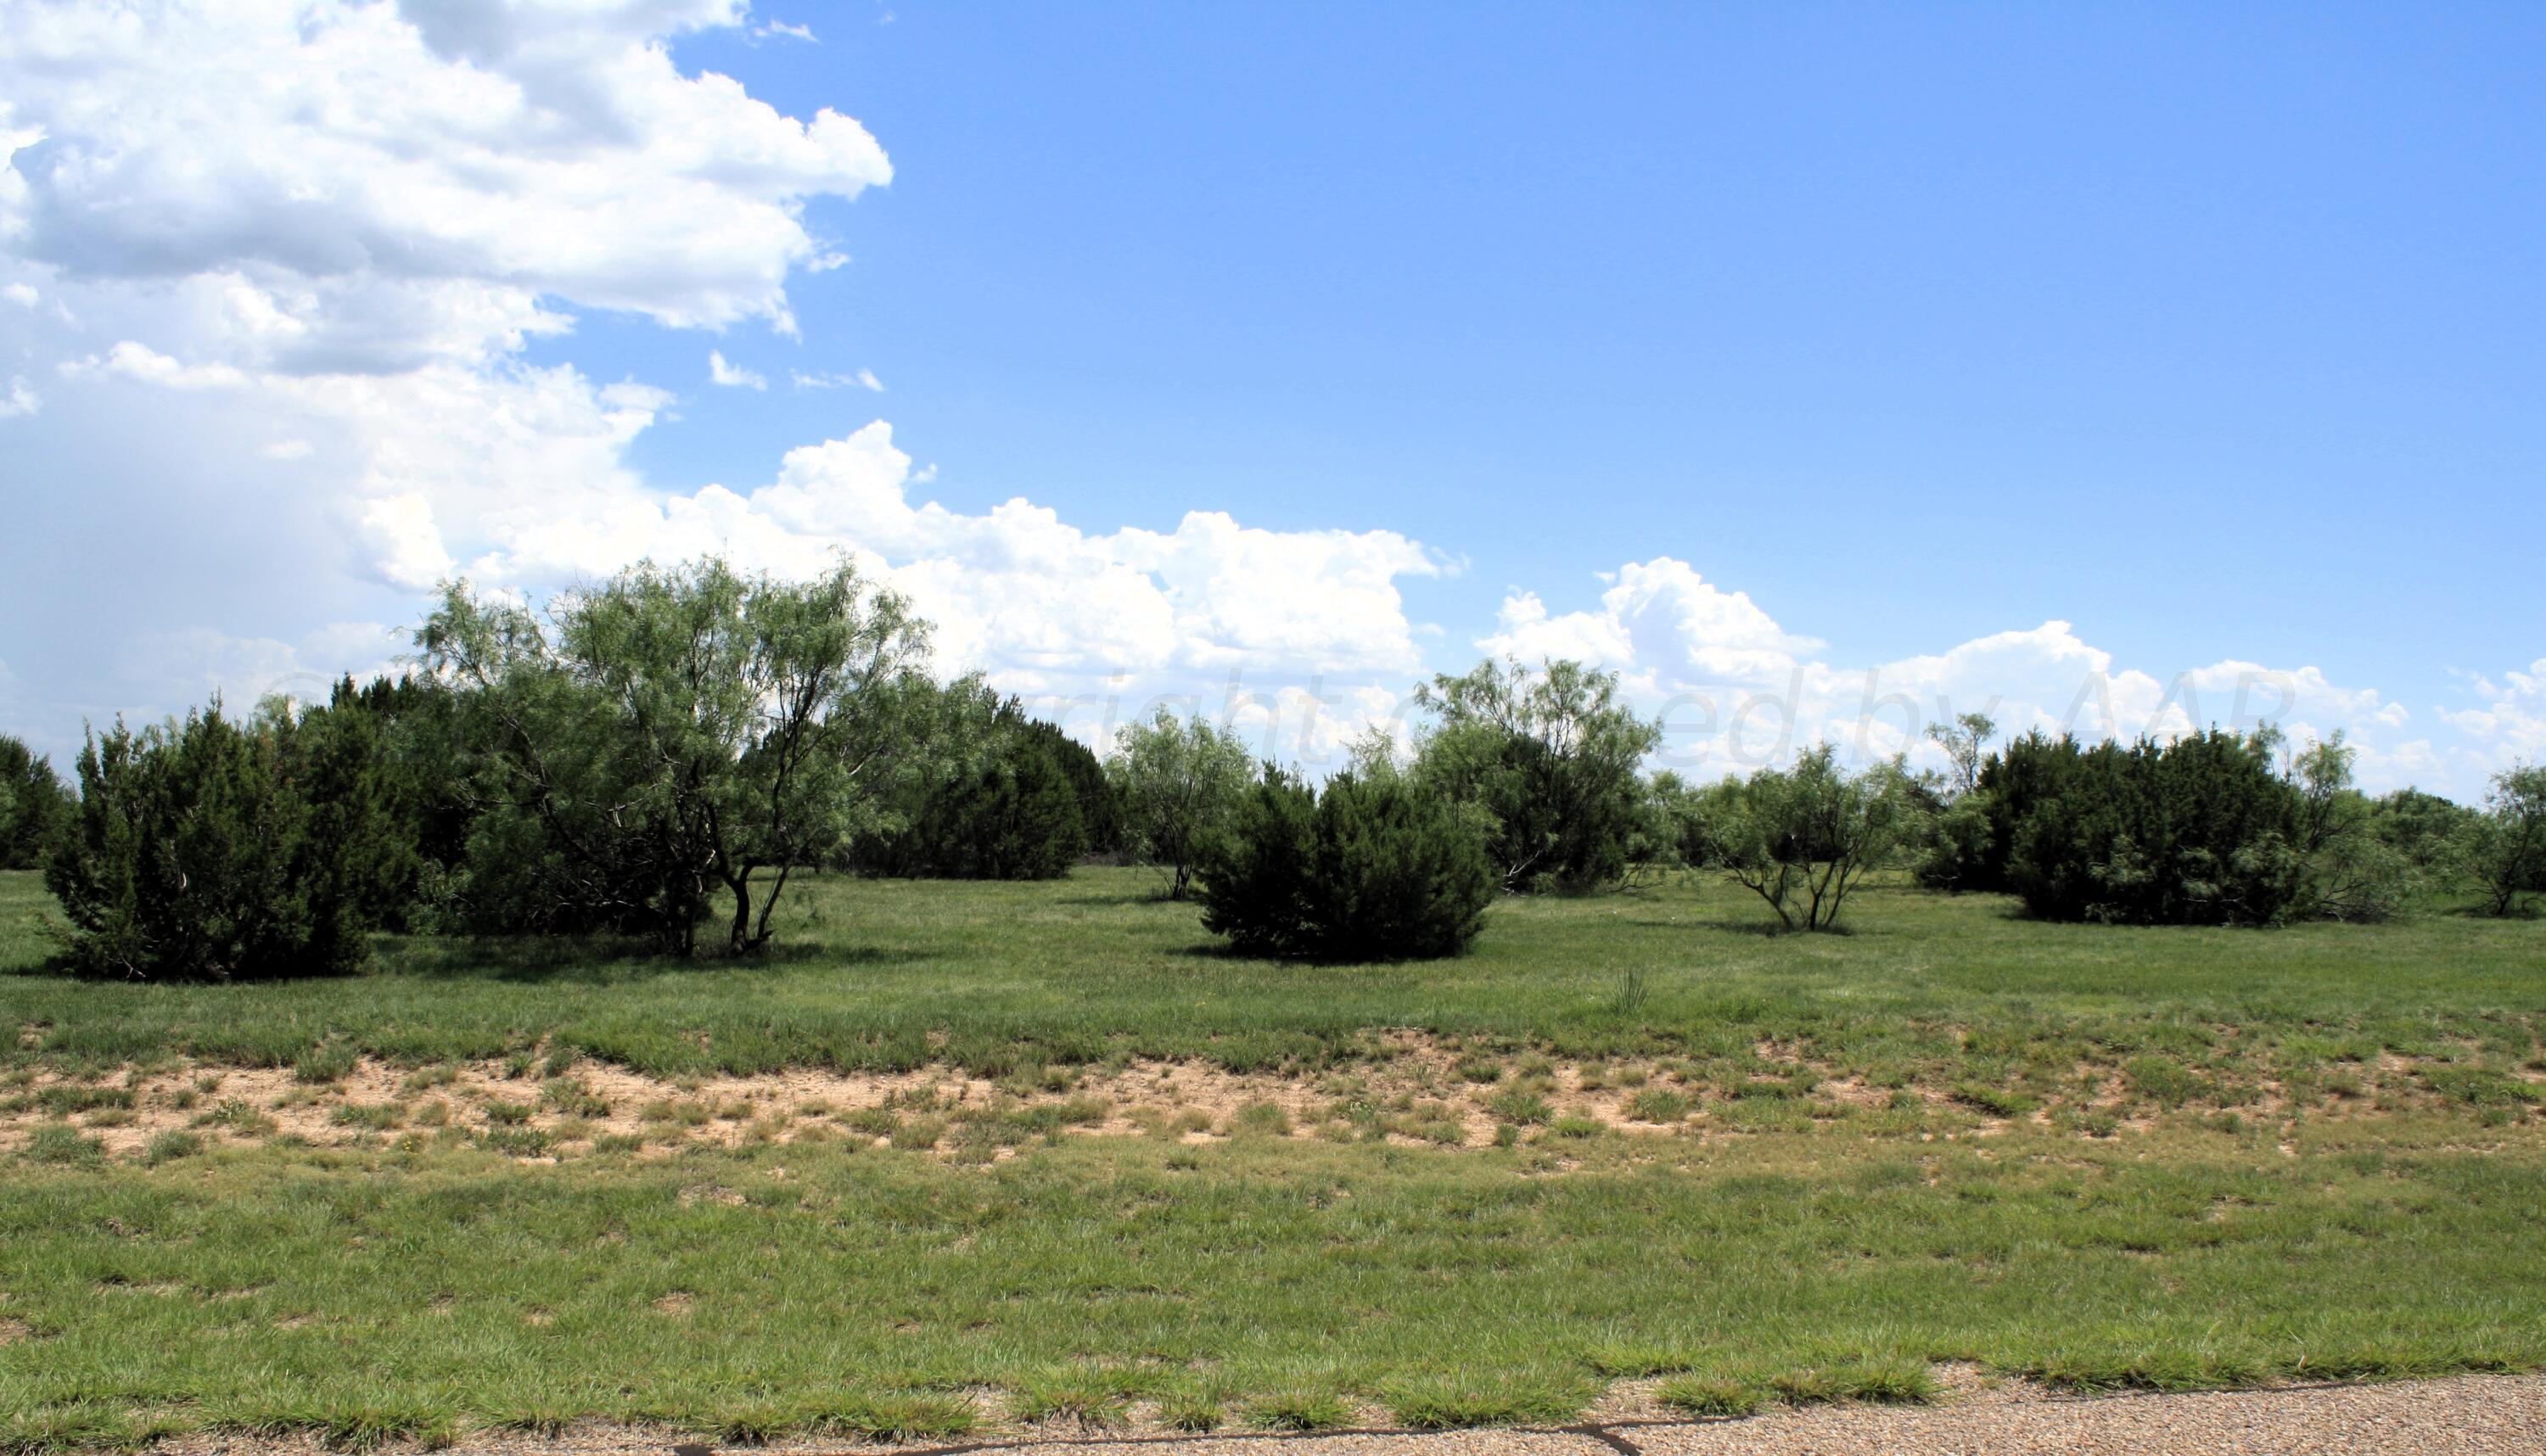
0,1,2535,795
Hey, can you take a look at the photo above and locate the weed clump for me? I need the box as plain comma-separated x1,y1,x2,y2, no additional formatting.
25,1123,105,1168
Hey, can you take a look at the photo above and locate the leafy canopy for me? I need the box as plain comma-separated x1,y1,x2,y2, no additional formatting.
45,699,395,981
1198,770,1496,960
1711,744,1925,932
1106,708,1257,900
2465,762,2546,917
419,556,938,955
1412,658,1663,892
858,684,1096,881
0,735,73,872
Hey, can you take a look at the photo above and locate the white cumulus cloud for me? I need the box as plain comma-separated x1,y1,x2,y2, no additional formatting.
1487,562,2470,792
2438,660,2546,773
0,0,1450,767
446,419,1449,704
708,350,767,389
0,0,893,757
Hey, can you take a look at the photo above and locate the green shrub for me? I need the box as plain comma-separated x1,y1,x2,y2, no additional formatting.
1199,770,1496,960
2465,763,2546,917
1992,729,2307,926
1107,709,1256,900
1915,792,1995,893
859,695,1098,880
418,557,940,955
0,734,74,872
1711,745,1926,932
46,701,399,981
2369,787,2479,874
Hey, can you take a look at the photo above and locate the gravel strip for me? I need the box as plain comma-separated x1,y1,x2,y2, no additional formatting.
149,1374,2546,1456
1621,1372,2546,1454
988,1375,2546,1456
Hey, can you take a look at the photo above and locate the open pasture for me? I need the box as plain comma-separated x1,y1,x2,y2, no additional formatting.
3,869,2543,1450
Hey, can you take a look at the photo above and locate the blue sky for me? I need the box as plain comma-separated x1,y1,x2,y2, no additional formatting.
3,2,2543,791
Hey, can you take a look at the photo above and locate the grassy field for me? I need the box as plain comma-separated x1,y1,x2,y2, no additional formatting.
6,868,2542,1088
3,867,2544,1451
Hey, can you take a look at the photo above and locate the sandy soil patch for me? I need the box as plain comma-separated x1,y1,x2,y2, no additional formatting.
2,1032,2532,1164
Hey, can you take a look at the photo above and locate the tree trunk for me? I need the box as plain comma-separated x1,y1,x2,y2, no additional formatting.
750,864,795,950
727,874,754,956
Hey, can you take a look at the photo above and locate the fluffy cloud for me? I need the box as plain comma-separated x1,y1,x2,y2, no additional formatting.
1482,558,1820,686
6,3,2519,801
2438,660,2546,774
1486,561,2462,792
708,350,766,389
2,0,888,356
0,0,902,754
0,0,1446,767
445,417,1447,708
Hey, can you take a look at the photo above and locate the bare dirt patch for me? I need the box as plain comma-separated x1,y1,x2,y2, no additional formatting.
1,1033,2532,1164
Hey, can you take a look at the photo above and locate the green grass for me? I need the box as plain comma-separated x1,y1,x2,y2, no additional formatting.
5,868,2540,1089
3,1117,2541,1448
3,867,2544,1448
1656,1377,1766,1416
1243,1392,1355,1431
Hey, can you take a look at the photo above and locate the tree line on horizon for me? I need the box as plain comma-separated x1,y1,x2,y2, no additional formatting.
3,554,2542,981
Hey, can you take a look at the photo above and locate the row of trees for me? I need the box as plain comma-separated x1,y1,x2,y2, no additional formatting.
0,736,75,873
25,560,1139,978
1124,692,2546,941
1914,722,2546,926
8,552,2542,974
1096,657,1674,958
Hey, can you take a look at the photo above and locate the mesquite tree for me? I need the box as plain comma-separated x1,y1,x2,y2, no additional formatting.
2466,762,2546,917
1412,658,1663,892
1923,711,1997,799
1714,744,1924,932
420,557,938,956
1107,708,1256,900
